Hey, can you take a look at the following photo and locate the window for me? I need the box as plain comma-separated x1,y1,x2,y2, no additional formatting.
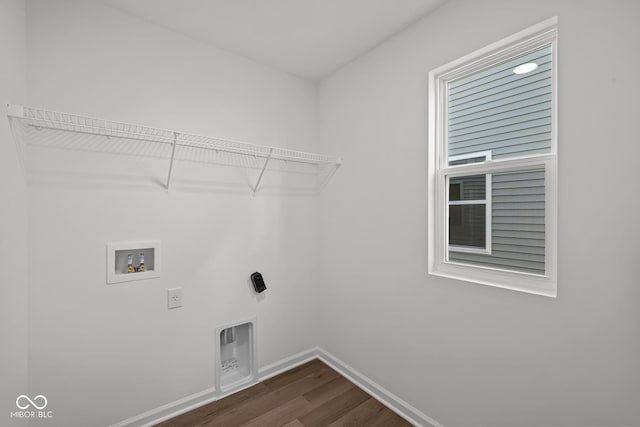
448,151,492,255
428,18,557,297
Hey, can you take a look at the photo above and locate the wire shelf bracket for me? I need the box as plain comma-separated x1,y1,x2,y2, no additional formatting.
252,148,273,194
165,132,178,190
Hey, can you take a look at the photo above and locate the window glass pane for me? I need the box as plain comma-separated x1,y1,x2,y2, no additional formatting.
449,175,485,201
449,157,485,166
449,204,486,248
449,168,545,275
447,45,552,165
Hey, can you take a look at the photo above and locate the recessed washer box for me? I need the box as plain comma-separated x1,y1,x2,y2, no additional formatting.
107,240,161,284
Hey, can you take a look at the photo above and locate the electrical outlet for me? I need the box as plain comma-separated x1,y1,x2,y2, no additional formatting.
167,288,182,309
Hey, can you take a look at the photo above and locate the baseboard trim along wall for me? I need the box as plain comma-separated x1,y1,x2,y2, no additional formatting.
257,347,322,382
109,386,218,427
110,347,442,427
317,349,442,427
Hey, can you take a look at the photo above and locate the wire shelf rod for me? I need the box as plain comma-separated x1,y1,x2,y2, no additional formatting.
26,121,333,168
11,105,338,166
7,104,343,194
25,120,334,165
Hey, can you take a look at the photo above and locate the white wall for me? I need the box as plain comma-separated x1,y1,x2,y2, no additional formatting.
26,1,321,425
0,0,29,425
317,0,640,426
19,0,640,425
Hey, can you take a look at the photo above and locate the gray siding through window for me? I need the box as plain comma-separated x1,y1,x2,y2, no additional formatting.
446,46,551,275
447,46,552,161
450,169,545,275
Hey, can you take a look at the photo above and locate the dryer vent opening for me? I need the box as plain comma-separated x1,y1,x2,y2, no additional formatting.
215,320,256,393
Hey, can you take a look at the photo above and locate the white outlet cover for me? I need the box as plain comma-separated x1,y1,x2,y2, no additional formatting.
167,288,182,309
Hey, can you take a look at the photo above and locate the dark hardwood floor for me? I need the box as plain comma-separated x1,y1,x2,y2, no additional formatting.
154,359,412,427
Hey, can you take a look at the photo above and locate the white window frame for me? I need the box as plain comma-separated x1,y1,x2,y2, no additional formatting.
427,17,558,298
448,151,492,255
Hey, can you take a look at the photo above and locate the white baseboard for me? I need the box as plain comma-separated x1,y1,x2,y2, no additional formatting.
111,346,442,427
257,347,321,381
317,349,443,427
109,347,320,427
109,386,217,427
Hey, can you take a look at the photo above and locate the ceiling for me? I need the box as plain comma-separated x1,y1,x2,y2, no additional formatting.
100,0,447,80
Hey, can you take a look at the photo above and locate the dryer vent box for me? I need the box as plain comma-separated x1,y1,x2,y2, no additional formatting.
215,320,257,394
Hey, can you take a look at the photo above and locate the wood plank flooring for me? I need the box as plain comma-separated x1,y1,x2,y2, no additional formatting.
154,359,412,427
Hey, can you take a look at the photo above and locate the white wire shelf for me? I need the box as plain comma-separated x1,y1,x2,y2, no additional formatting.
6,104,342,193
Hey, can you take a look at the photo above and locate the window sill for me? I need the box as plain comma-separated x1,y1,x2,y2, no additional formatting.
429,262,556,298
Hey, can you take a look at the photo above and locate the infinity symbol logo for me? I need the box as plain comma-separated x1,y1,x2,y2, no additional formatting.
16,395,48,410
